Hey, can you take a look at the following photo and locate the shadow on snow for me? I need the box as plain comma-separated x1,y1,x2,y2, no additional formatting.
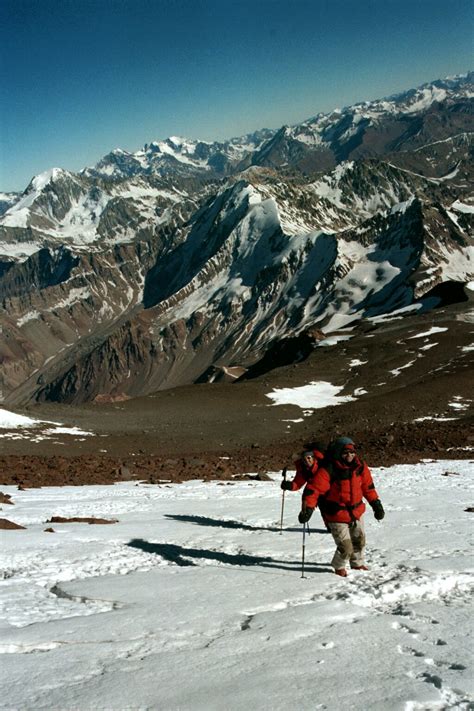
127,538,333,574
163,513,329,535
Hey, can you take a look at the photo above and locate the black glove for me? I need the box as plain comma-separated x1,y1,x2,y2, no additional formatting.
298,507,314,524
371,499,385,521
280,480,292,491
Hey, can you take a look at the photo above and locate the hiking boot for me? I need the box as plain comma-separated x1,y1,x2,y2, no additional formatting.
334,568,347,577
350,565,369,571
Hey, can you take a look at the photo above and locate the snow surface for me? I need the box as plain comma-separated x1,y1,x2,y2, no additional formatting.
409,327,448,339
317,335,353,347
0,240,44,259
0,409,40,428
413,416,458,423
368,304,423,324
0,460,473,710
0,407,94,440
349,359,368,368
265,381,355,409
451,201,474,215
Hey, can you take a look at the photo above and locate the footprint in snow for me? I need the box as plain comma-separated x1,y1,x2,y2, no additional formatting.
397,644,424,657
408,613,440,626
419,671,443,690
424,658,467,671
392,621,420,636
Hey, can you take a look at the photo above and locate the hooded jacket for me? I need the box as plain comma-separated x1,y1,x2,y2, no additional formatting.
289,449,325,492
303,455,379,523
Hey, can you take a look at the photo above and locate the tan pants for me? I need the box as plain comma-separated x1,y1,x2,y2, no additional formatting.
328,518,366,570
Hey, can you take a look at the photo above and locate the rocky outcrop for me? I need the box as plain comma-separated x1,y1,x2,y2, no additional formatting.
0,247,79,300
34,315,159,404
0,518,25,530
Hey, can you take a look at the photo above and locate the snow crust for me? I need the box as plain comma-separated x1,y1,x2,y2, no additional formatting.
0,460,473,710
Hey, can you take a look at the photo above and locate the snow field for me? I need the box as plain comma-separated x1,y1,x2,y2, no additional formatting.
0,460,473,710
0,406,95,441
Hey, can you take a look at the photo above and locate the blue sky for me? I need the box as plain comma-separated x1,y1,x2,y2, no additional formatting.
1,0,472,191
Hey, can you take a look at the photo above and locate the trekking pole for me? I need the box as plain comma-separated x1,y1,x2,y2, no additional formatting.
301,521,310,579
279,467,287,534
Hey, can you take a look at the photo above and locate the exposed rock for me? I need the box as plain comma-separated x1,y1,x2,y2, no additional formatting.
0,518,25,529
46,516,118,524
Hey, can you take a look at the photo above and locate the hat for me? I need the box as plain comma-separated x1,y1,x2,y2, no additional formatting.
302,450,315,458
341,443,355,452
332,436,356,460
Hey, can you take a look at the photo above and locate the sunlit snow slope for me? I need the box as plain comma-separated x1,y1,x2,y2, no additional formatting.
1,460,473,710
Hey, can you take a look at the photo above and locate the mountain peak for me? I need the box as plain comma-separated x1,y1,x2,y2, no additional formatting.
29,167,69,192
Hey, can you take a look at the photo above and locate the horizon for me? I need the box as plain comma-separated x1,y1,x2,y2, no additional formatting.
5,67,472,193
1,0,473,192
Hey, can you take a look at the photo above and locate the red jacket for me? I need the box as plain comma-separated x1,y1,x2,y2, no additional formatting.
303,456,379,523
289,450,324,497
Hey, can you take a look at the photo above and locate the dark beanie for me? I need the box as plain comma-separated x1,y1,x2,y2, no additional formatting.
333,437,355,460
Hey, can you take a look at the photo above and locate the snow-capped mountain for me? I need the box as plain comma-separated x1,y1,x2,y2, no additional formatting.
0,73,472,405
250,72,474,173
82,130,275,181
0,191,21,218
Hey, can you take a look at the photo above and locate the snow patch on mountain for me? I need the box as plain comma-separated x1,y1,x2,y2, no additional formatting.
0,408,40,428
266,381,355,408
409,327,449,339
0,407,94,438
0,173,190,257
0,240,44,259
452,200,474,214
402,86,448,113
2,169,73,229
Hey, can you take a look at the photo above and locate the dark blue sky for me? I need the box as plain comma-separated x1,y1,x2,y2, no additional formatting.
1,0,472,191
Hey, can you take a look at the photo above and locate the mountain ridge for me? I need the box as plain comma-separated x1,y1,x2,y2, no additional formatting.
0,72,472,406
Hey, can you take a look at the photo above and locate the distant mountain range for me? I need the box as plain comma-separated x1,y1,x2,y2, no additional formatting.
0,72,472,405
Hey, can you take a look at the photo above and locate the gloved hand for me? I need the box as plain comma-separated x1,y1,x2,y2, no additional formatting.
371,499,385,520
281,480,292,491
298,507,314,524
